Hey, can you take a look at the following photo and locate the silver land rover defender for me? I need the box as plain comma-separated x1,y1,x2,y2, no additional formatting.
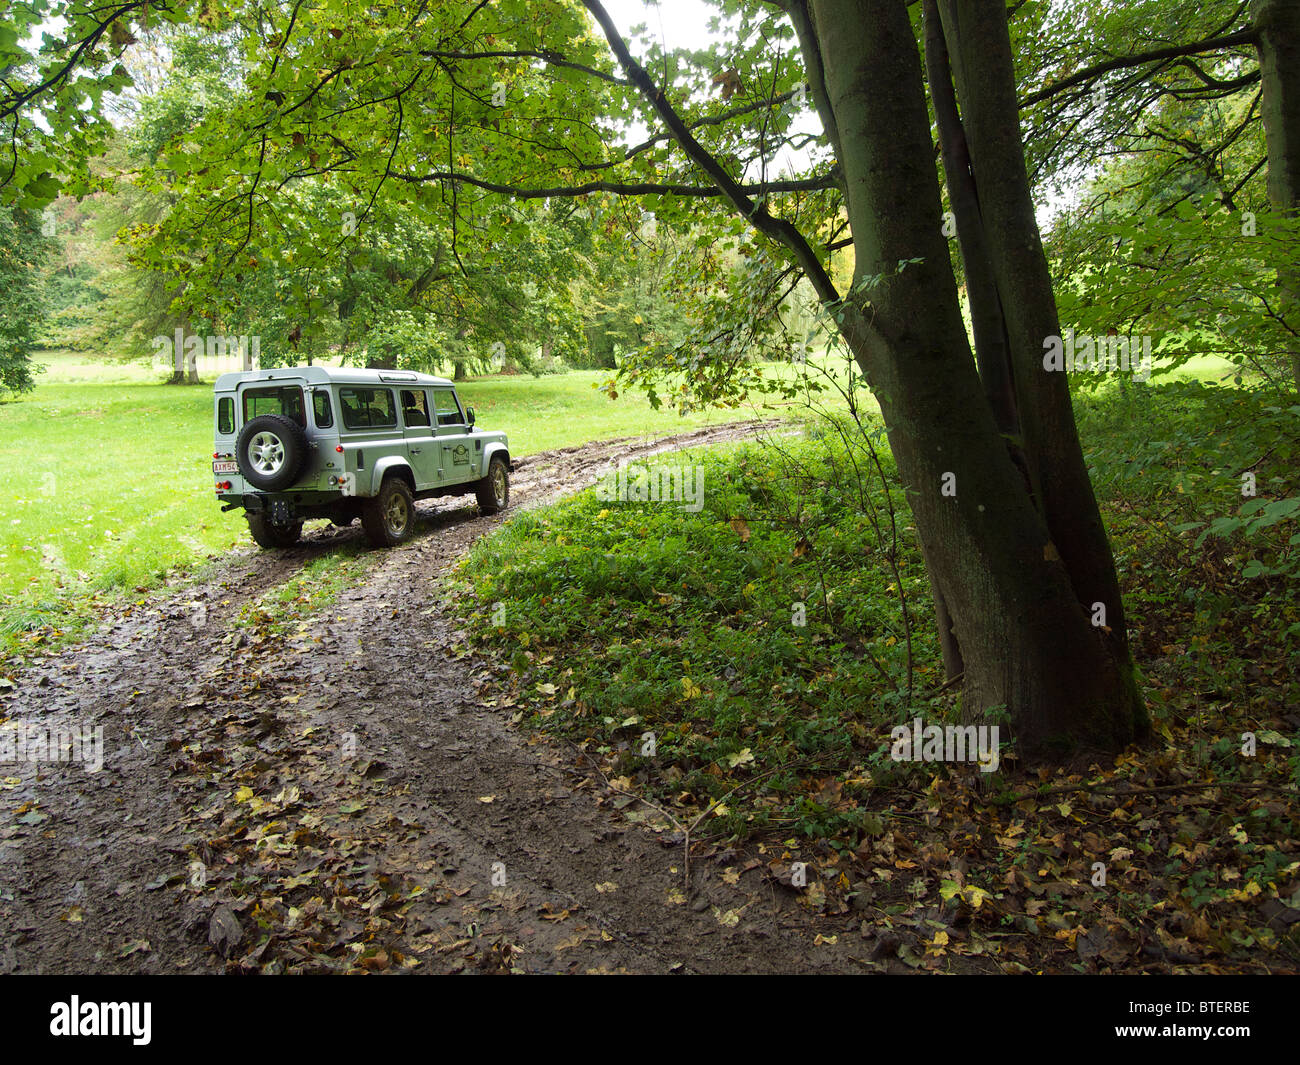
211,367,511,548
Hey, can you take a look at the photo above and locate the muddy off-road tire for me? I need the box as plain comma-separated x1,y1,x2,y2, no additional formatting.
247,513,303,549
236,414,307,491
361,476,415,547
475,457,509,515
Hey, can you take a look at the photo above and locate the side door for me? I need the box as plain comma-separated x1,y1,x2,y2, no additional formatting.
432,387,475,487
399,388,438,489
337,386,403,493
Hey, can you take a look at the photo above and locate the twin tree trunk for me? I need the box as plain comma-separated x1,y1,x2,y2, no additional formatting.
1252,0,1300,393
799,0,1147,760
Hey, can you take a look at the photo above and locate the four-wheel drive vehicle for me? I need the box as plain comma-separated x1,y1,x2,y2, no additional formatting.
212,367,511,548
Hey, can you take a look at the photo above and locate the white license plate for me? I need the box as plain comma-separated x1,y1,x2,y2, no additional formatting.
212,460,238,474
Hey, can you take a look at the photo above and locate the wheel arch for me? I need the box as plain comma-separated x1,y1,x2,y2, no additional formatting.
368,457,416,496
482,442,511,472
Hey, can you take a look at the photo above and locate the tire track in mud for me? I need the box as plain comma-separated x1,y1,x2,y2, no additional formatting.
0,418,868,975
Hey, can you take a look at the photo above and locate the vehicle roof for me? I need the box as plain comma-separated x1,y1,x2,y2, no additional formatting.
214,366,455,390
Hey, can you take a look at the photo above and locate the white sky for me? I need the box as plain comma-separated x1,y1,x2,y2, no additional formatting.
601,0,720,53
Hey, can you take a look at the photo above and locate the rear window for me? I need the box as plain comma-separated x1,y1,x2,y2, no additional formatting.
217,396,235,435
340,388,397,430
400,389,430,427
242,386,306,427
312,390,334,429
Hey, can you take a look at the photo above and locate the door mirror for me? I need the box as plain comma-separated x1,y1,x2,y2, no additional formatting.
466,407,476,426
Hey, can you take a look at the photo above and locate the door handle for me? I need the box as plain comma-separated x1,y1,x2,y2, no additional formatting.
410,447,422,454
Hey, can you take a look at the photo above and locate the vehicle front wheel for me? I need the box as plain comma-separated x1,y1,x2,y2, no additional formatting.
361,476,415,547
247,513,303,549
475,456,509,515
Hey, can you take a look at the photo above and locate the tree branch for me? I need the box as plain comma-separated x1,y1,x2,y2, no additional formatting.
391,170,836,198
578,88,803,171
418,48,629,87
0,1,152,123
1020,28,1259,109
581,0,844,315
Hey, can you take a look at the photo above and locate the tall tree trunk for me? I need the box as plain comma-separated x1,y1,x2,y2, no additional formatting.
923,0,1020,441
937,0,1146,742
168,314,190,384
803,0,1146,759
1252,0,1300,392
923,0,1020,682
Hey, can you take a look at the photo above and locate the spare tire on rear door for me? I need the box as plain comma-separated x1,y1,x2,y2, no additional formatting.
236,414,307,491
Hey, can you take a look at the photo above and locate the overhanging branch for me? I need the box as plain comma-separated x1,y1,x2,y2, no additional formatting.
581,0,846,317
418,48,630,87
1020,28,1259,109
392,170,836,198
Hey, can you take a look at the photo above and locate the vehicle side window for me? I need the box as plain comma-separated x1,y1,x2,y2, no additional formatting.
433,389,464,427
312,390,334,429
340,388,396,430
217,396,235,435
243,386,306,426
400,389,430,428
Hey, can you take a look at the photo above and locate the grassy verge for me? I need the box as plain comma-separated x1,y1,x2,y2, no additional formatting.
233,543,379,638
454,428,949,831
454,381,1300,970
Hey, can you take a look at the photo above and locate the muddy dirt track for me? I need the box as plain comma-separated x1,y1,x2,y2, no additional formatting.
0,419,922,975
